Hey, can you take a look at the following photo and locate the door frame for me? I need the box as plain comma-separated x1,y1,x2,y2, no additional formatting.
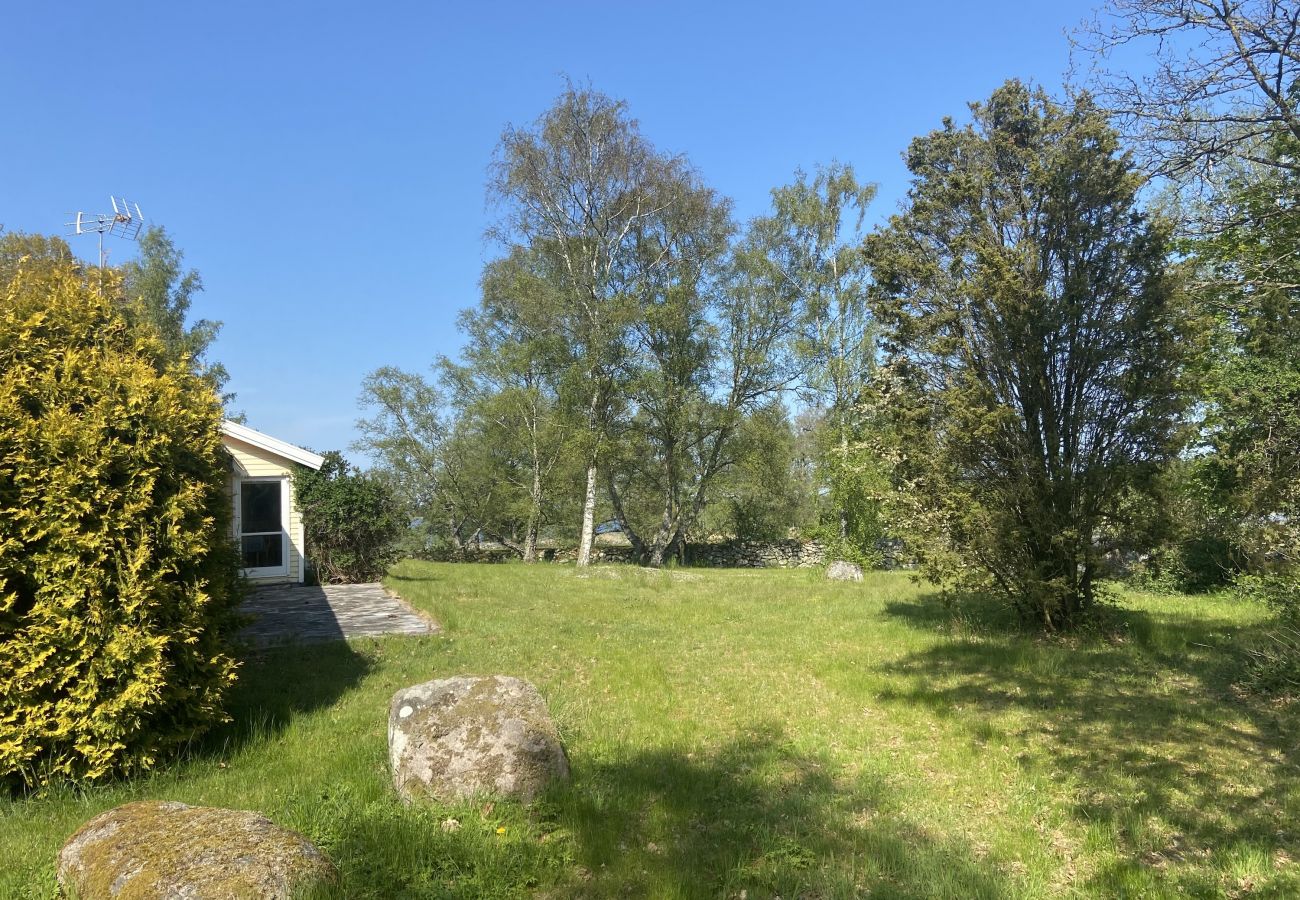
235,475,291,578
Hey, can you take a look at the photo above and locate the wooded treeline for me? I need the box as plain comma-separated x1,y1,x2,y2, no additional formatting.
355,1,1300,631
355,89,880,570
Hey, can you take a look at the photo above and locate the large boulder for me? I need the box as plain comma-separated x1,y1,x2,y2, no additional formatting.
389,675,569,803
826,560,864,582
57,800,336,898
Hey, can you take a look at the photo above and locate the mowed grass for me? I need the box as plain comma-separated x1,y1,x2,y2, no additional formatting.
3,563,1299,898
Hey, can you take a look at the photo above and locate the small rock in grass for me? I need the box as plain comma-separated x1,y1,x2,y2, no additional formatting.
389,675,569,803
826,560,864,582
57,800,336,899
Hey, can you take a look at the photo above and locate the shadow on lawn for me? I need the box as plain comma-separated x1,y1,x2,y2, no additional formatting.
384,571,440,583
198,641,373,760
560,723,1012,899
880,592,1300,894
314,725,1013,899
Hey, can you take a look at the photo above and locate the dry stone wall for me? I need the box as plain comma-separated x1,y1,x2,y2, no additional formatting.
682,539,826,568
424,539,827,568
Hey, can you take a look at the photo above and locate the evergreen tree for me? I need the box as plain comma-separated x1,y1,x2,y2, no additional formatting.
867,81,1197,627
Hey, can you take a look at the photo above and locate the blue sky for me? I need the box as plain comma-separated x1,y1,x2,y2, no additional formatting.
4,0,1114,460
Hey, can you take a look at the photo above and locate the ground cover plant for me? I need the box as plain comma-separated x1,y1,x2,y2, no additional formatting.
1,563,1297,897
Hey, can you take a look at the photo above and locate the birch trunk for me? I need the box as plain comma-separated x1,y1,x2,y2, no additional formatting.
576,461,598,567
522,461,541,563
839,422,850,541
523,433,542,563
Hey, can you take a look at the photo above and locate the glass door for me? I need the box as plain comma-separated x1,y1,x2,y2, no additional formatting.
239,479,287,576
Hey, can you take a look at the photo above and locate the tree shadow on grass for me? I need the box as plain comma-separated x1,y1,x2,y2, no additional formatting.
385,571,441,583
313,725,1013,899
559,723,1013,899
879,591,1300,895
195,641,373,761
882,589,1025,633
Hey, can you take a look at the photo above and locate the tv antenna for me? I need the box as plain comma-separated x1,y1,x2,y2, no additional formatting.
66,197,144,269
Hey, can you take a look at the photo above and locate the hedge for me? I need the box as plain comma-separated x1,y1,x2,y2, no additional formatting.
0,259,242,788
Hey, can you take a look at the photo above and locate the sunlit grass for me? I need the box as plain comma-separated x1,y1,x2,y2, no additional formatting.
2,563,1297,897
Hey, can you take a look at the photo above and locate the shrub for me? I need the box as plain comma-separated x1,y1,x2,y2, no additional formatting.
295,451,404,583
0,260,243,789
1235,573,1300,695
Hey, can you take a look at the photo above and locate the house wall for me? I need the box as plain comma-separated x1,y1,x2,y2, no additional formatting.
223,436,306,584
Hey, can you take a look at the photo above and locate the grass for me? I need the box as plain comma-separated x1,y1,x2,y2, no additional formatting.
3,562,1299,897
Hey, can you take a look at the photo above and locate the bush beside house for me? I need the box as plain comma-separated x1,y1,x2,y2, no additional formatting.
295,451,404,583
0,261,243,788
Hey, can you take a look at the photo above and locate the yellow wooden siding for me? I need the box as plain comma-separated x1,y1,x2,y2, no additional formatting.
223,436,307,583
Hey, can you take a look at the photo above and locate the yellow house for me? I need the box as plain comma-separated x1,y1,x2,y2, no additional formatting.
220,420,325,584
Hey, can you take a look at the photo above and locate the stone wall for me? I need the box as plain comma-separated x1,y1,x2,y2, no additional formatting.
424,539,825,568
422,544,636,564
542,546,637,564
421,537,913,570
683,539,826,568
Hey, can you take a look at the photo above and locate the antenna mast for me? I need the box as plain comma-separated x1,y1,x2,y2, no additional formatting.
66,197,145,285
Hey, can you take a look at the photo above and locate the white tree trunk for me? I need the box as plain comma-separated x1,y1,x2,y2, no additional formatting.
576,462,598,567
523,460,541,563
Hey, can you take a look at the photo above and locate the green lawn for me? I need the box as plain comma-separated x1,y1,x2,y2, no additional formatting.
3,562,1299,898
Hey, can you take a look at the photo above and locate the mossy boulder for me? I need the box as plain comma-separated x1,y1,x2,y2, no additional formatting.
389,675,569,803
57,800,337,898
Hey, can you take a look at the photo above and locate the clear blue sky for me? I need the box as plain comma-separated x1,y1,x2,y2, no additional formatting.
3,0,1111,461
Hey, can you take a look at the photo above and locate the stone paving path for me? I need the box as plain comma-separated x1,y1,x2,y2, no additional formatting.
239,583,437,645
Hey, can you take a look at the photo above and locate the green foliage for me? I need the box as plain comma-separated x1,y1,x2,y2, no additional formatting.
1190,131,1300,579
1127,459,1241,593
490,83,668,563
354,365,553,556
0,231,77,288
867,81,1197,628
1238,574,1300,694
1236,573,1300,621
740,164,878,540
120,226,230,402
1181,130,1300,693
0,258,242,788
697,402,815,542
440,248,577,559
354,366,449,528
798,407,891,566
485,84,802,567
1240,622,1300,695
295,451,404,583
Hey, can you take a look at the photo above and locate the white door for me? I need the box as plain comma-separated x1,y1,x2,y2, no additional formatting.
237,477,290,578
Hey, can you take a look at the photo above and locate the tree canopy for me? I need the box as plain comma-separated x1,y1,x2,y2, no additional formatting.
866,81,1197,627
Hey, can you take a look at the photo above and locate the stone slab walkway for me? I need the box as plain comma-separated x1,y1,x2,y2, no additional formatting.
239,583,437,645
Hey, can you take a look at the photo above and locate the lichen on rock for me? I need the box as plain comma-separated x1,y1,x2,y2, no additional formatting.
389,675,570,804
57,800,337,898
826,559,865,582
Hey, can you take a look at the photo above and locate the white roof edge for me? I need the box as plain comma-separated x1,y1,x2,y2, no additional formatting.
220,420,326,470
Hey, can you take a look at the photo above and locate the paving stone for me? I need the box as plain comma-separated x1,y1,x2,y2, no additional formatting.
239,583,436,645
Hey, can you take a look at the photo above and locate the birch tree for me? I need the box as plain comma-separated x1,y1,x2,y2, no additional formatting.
606,213,804,566
743,164,881,548
442,249,572,561
489,84,679,565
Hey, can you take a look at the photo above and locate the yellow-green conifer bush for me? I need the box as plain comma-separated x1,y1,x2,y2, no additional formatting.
0,259,243,789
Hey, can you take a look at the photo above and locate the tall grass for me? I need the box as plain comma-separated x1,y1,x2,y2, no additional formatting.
2,563,1296,897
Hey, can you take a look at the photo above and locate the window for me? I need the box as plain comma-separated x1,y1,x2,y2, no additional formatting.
240,480,285,572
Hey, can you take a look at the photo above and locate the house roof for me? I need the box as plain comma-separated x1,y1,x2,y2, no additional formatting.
220,420,325,470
